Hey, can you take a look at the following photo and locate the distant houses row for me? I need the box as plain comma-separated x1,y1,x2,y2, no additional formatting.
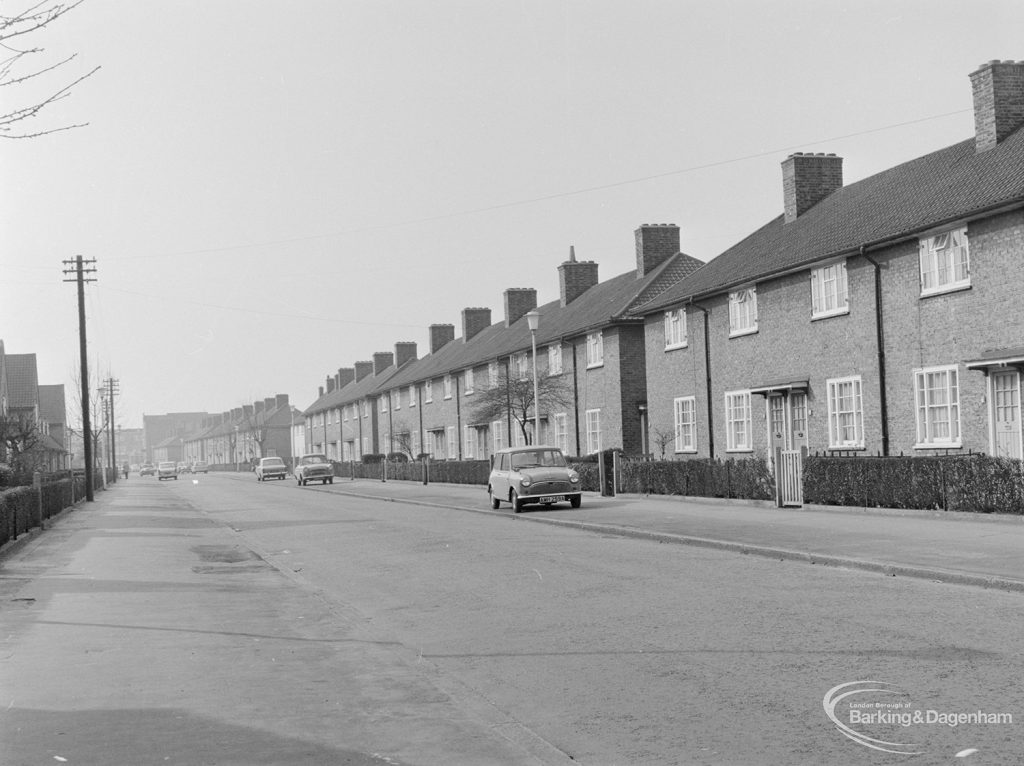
296,60,1024,469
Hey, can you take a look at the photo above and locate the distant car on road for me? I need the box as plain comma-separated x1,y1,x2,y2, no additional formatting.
488,446,582,512
157,461,178,480
255,457,287,481
139,463,155,476
192,461,209,474
294,454,333,486
176,462,190,474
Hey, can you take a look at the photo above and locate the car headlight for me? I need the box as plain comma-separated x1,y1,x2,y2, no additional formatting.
519,476,532,487
569,471,580,483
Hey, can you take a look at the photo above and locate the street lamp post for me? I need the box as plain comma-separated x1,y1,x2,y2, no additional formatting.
526,310,540,445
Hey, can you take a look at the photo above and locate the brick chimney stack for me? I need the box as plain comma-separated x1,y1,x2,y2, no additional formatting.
635,224,680,278
372,351,394,375
782,153,843,224
394,342,417,368
504,288,537,327
354,361,374,382
336,368,355,389
971,60,1024,153
430,324,455,354
461,308,492,342
326,376,336,393
275,394,289,409
558,246,599,306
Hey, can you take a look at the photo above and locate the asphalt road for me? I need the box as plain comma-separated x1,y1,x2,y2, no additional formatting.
3,473,1022,765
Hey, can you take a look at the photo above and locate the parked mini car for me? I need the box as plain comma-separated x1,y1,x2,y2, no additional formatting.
488,446,582,512
256,456,287,481
192,461,209,474
139,463,156,476
294,454,333,485
157,461,178,480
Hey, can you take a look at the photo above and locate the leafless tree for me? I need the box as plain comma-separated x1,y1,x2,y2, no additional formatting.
470,365,574,446
651,426,675,459
0,412,41,477
240,406,269,460
2,1,98,138
389,421,416,460
65,361,110,468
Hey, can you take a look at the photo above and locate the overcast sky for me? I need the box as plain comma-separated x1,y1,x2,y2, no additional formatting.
2,0,1022,428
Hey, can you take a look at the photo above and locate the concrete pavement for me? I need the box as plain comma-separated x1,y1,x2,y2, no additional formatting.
311,476,1024,593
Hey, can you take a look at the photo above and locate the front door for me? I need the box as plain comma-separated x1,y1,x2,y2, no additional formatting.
992,371,1022,459
768,392,807,507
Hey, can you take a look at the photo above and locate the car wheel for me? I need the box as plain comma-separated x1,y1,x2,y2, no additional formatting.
328,478,334,484
511,490,523,514
489,489,500,509
570,495,581,509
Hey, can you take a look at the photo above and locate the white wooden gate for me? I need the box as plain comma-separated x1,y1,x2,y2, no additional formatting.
775,447,805,507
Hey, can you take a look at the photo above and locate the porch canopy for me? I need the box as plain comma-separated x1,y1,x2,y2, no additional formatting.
964,346,1024,372
749,378,809,397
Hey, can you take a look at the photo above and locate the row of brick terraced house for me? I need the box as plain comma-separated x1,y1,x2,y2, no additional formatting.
302,60,1024,471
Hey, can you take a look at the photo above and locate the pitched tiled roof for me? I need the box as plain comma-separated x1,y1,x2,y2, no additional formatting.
643,128,1024,312
300,251,703,415
37,385,66,423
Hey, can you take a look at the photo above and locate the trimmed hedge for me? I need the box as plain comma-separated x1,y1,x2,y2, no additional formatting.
0,475,87,548
804,453,1024,514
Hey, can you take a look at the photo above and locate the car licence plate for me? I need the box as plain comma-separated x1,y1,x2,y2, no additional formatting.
537,495,564,503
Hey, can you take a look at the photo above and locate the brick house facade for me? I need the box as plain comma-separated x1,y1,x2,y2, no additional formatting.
638,60,1024,466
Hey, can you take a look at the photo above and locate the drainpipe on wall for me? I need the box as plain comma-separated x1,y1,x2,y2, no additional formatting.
689,299,715,459
455,374,462,459
861,246,891,456
505,357,513,446
572,338,581,456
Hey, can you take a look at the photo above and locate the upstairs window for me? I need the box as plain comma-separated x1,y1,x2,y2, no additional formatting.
586,331,604,368
920,227,970,296
443,374,452,400
408,385,416,407
728,287,758,337
464,368,474,394
424,380,433,403
664,309,687,349
548,344,563,376
488,361,499,387
811,260,849,318
514,352,530,380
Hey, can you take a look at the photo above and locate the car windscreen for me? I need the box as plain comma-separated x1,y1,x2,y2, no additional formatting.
263,459,284,466
301,456,328,464
511,450,567,469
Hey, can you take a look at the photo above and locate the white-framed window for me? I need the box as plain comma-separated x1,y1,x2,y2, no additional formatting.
914,366,961,447
412,429,420,457
463,425,474,459
514,352,530,380
487,361,498,387
585,409,601,454
393,390,400,410
548,344,563,375
380,396,387,414
552,413,569,453
920,227,970,296
826,376,864,448
342,406,349,423
464,368,474,394
673,397,696,452
586,331,604,368
811,260,849,319
443,375,453,400
362,400,369,418
447,426,457,459
491,420,506,452
408,385,416,407
728,287,758,337
361,436,369,455
513,423,527,447
664,309,687,349
429,429,445,458
424,379,433,403
725,391,752,451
